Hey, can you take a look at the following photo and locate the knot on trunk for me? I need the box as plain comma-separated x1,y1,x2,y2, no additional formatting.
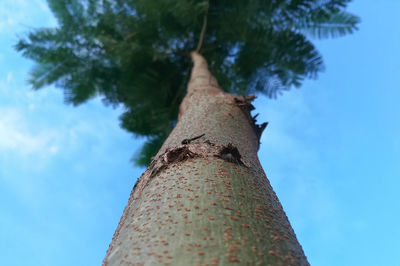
219,143,245,166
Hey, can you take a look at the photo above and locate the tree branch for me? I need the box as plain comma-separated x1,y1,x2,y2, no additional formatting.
195,1,209,53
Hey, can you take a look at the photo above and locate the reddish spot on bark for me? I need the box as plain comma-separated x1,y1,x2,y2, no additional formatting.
242,224,249,228
228,245,238,251
208,216,214,220
268,250,277,256
198,251,205,256
230,216,238,221
184,232,191,236
228,253,239,262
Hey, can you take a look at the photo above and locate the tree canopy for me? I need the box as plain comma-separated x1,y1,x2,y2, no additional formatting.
15,0,359,165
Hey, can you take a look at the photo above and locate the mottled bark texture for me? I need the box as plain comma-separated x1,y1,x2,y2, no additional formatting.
103,52,309,266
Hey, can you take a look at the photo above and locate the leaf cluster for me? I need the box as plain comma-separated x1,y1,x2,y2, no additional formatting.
15,0,359,165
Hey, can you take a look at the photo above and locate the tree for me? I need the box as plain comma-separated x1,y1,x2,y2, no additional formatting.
15,0,359,264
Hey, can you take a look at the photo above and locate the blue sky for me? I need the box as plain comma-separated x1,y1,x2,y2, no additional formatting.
0,1,399,265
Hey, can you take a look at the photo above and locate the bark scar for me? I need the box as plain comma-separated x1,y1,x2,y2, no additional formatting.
181,133,205,144
218,143,246,166
132,141,247,199
234,96,268,149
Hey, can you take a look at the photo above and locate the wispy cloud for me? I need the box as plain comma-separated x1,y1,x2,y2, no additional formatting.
255,91,340,246
0,0,56,34
0,108,60,156
0,3,142,266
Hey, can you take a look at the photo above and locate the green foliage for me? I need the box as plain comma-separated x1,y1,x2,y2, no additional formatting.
133,134,167,166
15,0,359,166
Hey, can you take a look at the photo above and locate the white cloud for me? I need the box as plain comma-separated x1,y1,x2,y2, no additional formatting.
0,0,56,34
6,72,13,84
0,108,60,157
255,91,340,245
35,0,51,12
49,145,59,154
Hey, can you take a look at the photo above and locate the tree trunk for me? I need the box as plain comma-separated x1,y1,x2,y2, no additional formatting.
103,52,309,266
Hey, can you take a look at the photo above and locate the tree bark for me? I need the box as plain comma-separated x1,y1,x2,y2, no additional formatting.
103,52,309,266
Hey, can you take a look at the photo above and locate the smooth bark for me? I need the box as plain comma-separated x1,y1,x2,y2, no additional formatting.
103,52,309,266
